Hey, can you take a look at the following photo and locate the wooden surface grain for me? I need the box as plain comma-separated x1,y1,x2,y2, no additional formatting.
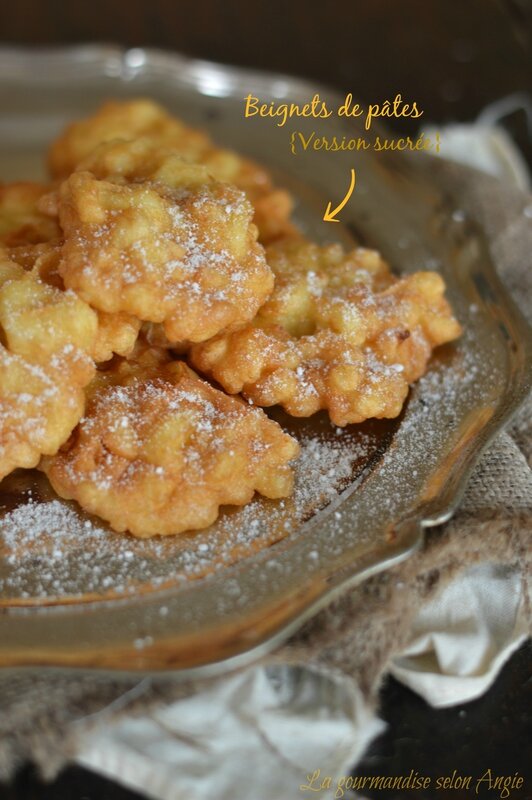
0,0,530,124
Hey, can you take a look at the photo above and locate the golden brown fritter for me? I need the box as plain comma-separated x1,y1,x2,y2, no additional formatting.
47,98,295,242
47,99,211,179
190,238,462,426
91,310,142,363
8,242,141,363
0,182,60,247
0,250,97,480
43,356,299,537
53,151,273,344
0,99,465,545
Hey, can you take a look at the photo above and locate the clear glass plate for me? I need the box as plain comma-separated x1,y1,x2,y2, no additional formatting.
0,46,530,675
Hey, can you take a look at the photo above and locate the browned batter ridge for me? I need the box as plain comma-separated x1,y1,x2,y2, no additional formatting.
43,353,298,538
47,99,296,244
191,237,462,426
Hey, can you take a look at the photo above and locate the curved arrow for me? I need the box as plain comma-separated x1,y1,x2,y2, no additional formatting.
323,168,356,222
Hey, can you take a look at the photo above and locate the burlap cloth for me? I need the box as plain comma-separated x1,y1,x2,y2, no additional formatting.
0,161,530,783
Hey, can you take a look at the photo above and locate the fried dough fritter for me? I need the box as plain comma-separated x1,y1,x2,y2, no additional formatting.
0,250,97,480
0,182,60,247
53,151,274,344
47,98,296,242
42,356,299,537
7,242,141,363
0,99,465,543
190,238,462,426
91,310,142,363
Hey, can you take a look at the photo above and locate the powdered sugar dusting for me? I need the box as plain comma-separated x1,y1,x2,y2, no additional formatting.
0,334,495,605
68,177,265,324
0,416,380,602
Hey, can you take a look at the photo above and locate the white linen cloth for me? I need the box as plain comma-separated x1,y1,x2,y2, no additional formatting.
72,108,531,800
76,667,384,800
389,563,528,707
74,562,528,800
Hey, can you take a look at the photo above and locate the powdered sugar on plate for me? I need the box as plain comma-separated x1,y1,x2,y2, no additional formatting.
0,412,385,603
0,332,493,606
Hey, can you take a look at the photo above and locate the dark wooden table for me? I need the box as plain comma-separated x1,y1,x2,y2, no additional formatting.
0,2,530,797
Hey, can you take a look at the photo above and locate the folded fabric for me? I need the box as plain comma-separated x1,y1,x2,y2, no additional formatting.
73,561,529,800
76,666,383,800
390,563,528,707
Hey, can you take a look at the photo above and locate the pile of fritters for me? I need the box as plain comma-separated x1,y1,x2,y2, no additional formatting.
0,99,461,538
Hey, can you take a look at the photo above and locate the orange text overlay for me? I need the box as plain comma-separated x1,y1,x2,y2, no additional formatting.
243,92,440,157
299,768,525,799
243,92,423,130
289,130,440,155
